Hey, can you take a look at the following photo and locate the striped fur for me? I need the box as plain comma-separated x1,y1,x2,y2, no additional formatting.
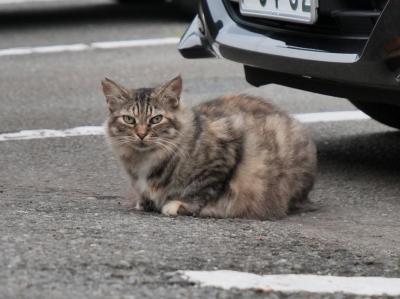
102,76,317,220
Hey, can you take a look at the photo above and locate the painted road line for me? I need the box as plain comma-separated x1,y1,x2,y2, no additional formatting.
179,270,400,296
296,110,370,123
91,38,180,49
0,44,90,56
0,37,180,57
0,126,104,141
0,0,69,3
0,111,371,142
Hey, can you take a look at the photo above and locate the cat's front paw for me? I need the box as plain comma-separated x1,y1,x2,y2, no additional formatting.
162,200,191,217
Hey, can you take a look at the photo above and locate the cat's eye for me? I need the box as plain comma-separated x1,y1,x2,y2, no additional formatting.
149,115,163,125
122,115,136,125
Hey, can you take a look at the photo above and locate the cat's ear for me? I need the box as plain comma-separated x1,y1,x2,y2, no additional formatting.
101,78,129,112
155,75,182,109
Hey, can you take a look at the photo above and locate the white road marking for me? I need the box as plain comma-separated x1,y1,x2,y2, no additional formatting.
0,111,370,142
91,38,180,49
0,37,180,57
0,44,90,56
296,110,370,123
0,126,104,141
0,0,65,3
179,270,400,296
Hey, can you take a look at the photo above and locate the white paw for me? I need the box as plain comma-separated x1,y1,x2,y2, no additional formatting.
134,201,143,211
161,201,183,217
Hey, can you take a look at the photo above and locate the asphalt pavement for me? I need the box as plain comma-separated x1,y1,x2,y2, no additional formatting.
0,1,399,298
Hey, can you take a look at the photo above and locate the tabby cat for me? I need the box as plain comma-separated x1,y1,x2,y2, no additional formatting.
102,75,317,220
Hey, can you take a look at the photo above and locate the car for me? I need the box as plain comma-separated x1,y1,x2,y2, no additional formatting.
178,0,400,129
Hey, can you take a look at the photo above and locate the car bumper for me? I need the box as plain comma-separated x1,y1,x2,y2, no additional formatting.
179,0,400,103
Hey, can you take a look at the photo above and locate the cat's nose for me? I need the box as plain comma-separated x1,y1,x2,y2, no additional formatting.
136,125,148,140
137,132,147,140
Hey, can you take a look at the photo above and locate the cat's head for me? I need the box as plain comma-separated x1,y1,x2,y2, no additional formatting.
101,76,185,153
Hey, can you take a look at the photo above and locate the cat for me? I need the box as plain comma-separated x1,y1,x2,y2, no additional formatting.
101,75,317,220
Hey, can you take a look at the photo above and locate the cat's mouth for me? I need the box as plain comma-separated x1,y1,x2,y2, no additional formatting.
132,140,157,152
134,141,149,149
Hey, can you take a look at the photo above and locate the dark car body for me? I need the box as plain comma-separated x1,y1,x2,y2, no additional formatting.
179,0,400,127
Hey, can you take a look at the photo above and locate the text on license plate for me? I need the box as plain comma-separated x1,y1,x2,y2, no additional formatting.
240,0,318,24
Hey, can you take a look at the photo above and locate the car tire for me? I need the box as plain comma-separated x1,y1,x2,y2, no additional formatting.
349,100,400,129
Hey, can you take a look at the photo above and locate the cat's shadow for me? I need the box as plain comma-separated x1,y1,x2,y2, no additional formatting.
0,0,189,30
316,130,400,176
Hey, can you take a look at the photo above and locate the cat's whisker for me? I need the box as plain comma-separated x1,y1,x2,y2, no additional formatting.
111,136,139,146
111,141,136,149
110,140,127,146
148,138,175,154
154,141,173,153
110,137,132,144
152,140,176,157
113,135,181,155
115,136,137,142
110,137,141,149
157,138,189,159
171,129,186,141
150,139,185,160
112,137,128,143
173,130,185,137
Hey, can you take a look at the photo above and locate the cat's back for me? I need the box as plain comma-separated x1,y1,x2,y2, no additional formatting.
194,94,299,145
194,94,282,121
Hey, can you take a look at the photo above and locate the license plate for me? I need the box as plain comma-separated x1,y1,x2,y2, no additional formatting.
240,0,318,24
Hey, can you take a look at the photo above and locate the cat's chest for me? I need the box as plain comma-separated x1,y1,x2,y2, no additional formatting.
135,174,149,194
132,165,164,203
